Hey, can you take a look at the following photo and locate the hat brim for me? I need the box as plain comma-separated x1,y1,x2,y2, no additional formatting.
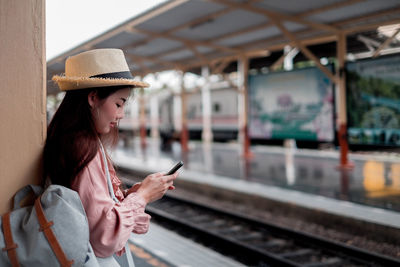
52,75,150,91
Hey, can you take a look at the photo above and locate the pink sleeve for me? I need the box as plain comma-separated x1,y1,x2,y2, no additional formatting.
71,151,150,258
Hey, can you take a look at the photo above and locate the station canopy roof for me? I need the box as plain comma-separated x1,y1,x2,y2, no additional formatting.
47,0,400,94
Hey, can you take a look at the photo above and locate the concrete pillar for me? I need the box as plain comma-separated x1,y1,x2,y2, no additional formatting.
180,72,189,152
130,97,139,132
173,94,182,132
0,0,46,213
139,88,147,149
237,57,251,157
201,66,213,143
150,95,160,139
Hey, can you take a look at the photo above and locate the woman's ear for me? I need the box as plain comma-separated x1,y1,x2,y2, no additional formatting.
88,91,98,108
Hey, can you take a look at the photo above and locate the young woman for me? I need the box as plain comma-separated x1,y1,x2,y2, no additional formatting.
44,49,178,266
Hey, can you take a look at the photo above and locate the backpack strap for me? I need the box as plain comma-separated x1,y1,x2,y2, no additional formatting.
99,141,135,266
34,197,74,267
2,212,20,267
99,141,119,203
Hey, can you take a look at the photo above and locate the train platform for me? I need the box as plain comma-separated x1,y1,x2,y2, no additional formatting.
113,138,400,229
128,223,246,267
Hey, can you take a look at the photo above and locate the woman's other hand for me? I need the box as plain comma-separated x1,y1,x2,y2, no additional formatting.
136,171,178,204
125,182,142,196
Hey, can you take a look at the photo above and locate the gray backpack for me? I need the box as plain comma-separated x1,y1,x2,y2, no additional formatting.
0,184,97,266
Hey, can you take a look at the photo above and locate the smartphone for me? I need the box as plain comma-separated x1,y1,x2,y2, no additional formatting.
166,161,184,175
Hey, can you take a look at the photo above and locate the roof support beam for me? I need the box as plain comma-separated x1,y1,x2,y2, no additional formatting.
335,7,400,28
132,0,262,65
209,0,340,33
299,0,366,17
128,32,334,74
125,53,185,72
334,6,400,33
127,0,357,71
128,54,153,75
271,18,337,83
344,18,400,35
183,41,209,65
260,34,337,51
212,1,363,45
211,58,231,74
357,35,381,51
166,7,234,35
131,28,241,54
131,7,236,55
349,47,400,60
212,21,272,43
125,0,189,29
373,27,400,58
270,52,286,71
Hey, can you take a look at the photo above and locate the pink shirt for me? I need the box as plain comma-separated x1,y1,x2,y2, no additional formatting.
71,150,150,257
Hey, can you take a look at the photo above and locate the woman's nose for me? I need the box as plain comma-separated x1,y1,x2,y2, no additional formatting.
117,109,125,119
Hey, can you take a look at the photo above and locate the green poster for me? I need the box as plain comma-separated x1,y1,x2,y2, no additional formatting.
249,67,334,141
347,55,400,146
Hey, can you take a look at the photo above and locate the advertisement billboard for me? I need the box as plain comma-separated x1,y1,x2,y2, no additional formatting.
249,67,334,141
346,55,400,146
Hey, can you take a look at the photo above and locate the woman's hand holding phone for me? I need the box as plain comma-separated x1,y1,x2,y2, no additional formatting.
133,161,182,204
165,161,183,190
166,161,183,175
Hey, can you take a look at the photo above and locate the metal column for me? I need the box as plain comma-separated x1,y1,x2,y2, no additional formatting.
139,88,147,150
201,66,213,143
337,32,353,169
150,94,160,139
180,72,189,152
237,57,252,157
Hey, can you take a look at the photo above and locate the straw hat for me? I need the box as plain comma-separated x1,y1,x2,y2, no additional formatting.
52,49,149,91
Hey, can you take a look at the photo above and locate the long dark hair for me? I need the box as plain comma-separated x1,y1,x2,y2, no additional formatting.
43,85,132,187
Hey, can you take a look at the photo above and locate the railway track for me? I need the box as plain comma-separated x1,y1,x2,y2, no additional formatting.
146,194,400,267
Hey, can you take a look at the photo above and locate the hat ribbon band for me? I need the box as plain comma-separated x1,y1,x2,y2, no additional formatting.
90,71,134,80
